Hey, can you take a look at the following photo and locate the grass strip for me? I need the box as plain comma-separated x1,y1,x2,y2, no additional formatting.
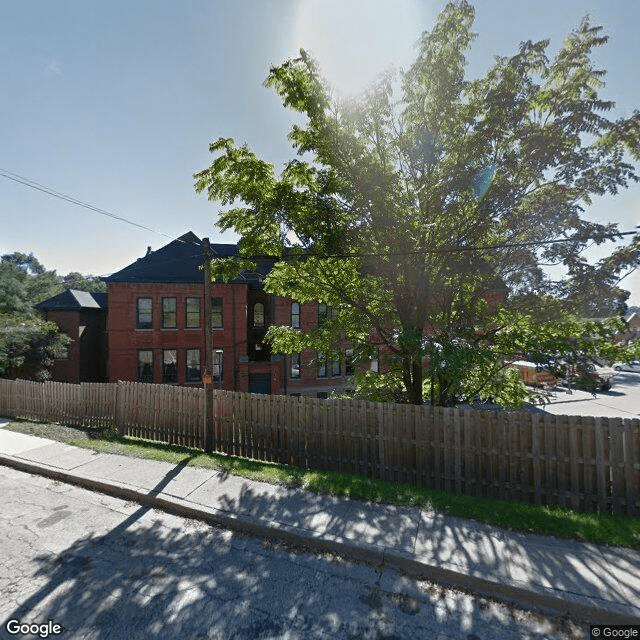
5,420,640,548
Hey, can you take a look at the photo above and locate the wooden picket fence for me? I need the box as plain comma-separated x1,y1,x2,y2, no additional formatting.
1,378,638,516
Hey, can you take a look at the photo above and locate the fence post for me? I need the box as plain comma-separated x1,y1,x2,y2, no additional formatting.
115,381,125,437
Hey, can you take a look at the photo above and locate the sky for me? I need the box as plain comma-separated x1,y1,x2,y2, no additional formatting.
1,0,639,303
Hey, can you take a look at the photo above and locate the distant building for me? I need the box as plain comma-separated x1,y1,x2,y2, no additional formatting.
36,289,108,383
616,312,640,344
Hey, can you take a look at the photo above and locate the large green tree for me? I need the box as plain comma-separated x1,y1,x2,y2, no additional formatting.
196,1,640,405
0,315,70,381
0,252,104,380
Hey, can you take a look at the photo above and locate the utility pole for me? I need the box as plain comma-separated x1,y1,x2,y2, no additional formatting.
202,237,213,452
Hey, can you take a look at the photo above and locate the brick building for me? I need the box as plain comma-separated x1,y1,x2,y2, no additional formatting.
615,312,640,345
36,289,108,383
39,231,506,396
103,232,353,397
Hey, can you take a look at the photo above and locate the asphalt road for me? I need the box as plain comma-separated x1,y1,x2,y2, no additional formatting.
538,371,640,419
0,466,586,640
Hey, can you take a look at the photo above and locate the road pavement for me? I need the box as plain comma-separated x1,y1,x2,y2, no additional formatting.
535,372,640,419
0,465,586,640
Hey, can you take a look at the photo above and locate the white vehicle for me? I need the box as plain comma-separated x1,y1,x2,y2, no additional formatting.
613,360,640,373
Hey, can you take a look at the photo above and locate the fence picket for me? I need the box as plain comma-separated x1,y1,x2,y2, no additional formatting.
1,378,638,515
626,420,640,516
610,418,625,516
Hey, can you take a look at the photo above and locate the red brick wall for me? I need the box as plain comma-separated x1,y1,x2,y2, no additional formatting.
44,311,81,384
271,287,507,396
106,283,507,395
40,308,107,383
108,282,246,388
273,298,352,396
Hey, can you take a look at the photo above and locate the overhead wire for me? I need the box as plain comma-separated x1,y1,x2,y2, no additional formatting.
282,230,640,261
0,168,201,247
2,167,637,262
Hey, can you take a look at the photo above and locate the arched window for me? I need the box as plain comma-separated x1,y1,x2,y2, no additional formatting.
253,302,265,327
291,302,300,328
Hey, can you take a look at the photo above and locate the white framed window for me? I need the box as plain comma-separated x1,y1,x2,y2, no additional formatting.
137,298,152,329
291,302,300,328
290,353,300,379
254,302,265,327
137,349,153,382
213,349,223,382
186,348,201,383
162,349,178,383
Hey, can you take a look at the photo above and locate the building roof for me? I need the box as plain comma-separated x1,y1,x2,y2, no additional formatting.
36,289,108,311
102,231,272,286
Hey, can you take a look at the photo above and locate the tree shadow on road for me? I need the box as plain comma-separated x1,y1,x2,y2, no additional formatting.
1,464,594,639
213,480,640,619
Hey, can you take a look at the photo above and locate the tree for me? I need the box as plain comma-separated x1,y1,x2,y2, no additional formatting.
0,252,105,318
195,1,640,405
0,315,70,381
0,252,105,380
62,272,106,292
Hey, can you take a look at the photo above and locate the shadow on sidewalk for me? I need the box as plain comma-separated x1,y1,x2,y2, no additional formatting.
0,461,597,638
212,482,639,617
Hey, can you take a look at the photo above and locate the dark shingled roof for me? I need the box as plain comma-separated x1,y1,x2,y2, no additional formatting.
36,290,108,311
102,231,273,286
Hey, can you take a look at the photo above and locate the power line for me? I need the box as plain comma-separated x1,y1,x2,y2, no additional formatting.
0,168,200,246
2,167,636,260
286,230,640,260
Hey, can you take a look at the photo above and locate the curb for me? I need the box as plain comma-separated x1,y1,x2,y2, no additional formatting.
1,453,638,626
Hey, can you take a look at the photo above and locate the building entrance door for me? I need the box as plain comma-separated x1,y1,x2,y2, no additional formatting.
248,373,271,395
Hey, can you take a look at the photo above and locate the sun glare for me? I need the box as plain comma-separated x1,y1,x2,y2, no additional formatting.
291,0,428,99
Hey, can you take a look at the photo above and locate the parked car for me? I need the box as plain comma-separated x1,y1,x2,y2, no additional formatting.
613,360,640,373
574,363,616,391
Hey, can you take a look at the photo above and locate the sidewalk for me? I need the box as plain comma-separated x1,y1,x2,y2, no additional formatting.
0,420,638,626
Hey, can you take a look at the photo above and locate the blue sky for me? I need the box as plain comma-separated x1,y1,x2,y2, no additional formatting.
1,0,638,303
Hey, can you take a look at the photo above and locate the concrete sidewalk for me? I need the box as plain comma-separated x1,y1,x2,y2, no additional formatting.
0,421,638,626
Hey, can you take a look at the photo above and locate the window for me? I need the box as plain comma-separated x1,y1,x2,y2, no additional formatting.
137,350,153,382
162,297,177,329
211,297,223,329
290,353,300,379
56,344,70,360
318,303,327,327
186,297,200,328
137,298,152,329
331,357,341,377
162,349,178,383
291,302,300,328
253,302,265,327
345,349,355,376
370,348,379,373
317,352,327,378
213,349,223,382
186,349,201,383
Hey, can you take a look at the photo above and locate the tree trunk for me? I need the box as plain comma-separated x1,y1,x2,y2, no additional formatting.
404,357,423,405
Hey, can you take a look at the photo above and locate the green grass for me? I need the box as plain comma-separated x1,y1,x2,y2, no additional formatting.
5,420,640,548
